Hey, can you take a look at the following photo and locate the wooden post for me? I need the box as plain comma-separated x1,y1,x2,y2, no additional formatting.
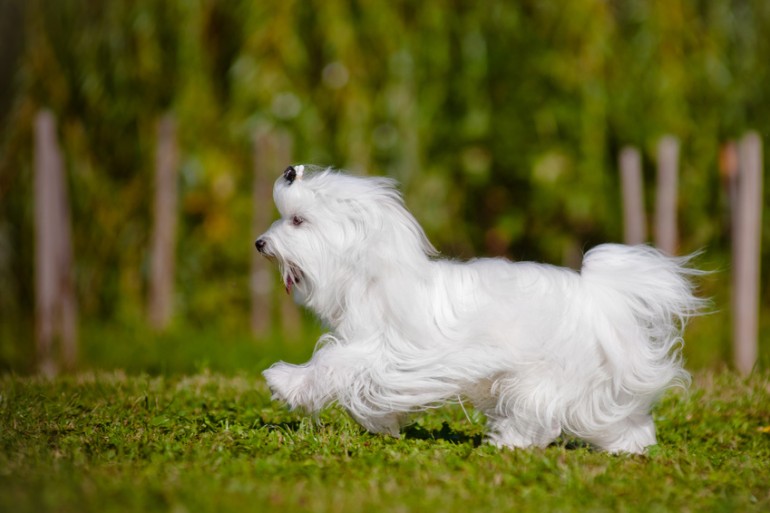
34,110,78,375
148,114,179,330
619,146,646,245
733,132,763,375
655,136,679,255
251,129,275,336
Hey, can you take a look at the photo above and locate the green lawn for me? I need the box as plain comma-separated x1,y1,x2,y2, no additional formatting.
1,370,769,513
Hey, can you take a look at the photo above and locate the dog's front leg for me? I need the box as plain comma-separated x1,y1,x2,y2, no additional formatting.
263,361,332,413
263,342,409,436
263,341,355,412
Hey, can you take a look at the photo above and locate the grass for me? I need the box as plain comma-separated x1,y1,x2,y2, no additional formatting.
1,370,769,513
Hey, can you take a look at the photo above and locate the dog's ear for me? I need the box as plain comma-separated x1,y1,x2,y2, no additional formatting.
283,166,297,184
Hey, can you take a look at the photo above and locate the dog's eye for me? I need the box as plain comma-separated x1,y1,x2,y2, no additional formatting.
292,215,305,226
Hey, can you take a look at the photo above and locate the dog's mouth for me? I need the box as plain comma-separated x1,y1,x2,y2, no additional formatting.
255,238,305,294
259,249,304,295
283,262,304,295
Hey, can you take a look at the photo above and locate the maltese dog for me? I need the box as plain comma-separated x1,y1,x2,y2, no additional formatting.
257,165,703,454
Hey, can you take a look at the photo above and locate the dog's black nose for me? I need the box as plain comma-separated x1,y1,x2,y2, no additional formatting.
255,238,267,253
283,166,296,184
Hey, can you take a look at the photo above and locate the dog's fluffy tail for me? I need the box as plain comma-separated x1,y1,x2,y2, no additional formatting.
580,244,706,404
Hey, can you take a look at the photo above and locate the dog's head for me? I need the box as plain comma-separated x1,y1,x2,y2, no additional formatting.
255,165,437,313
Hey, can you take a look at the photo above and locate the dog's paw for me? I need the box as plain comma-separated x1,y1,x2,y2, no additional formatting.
356,412,406,437
262,363,310,410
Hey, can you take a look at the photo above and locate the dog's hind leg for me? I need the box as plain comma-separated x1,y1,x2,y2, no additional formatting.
485,413,561,449
471,378,561,450
347,410,408,437
581,414,656,454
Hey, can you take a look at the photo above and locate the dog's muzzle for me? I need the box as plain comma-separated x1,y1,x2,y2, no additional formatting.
254,238,302,294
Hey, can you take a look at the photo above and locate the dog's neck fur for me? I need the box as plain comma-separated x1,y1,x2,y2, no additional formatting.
306,224,435,338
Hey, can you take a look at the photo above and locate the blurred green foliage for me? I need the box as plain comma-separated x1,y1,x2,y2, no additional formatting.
0,0,768,371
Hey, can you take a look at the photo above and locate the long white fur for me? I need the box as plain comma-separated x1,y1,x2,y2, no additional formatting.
258,166,705,454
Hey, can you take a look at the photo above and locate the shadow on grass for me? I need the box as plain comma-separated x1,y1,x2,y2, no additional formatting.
404,421,483,447
404,423,593,451
558,437,593,451
254,416,592,451
256,419,304,433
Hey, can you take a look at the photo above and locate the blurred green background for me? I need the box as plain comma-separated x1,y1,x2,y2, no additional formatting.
0,0,768,374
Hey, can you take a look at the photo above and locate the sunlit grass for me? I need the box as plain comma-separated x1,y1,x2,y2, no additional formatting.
1,370,768,513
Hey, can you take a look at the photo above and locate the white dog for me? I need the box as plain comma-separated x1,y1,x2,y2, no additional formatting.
257,165,703,454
